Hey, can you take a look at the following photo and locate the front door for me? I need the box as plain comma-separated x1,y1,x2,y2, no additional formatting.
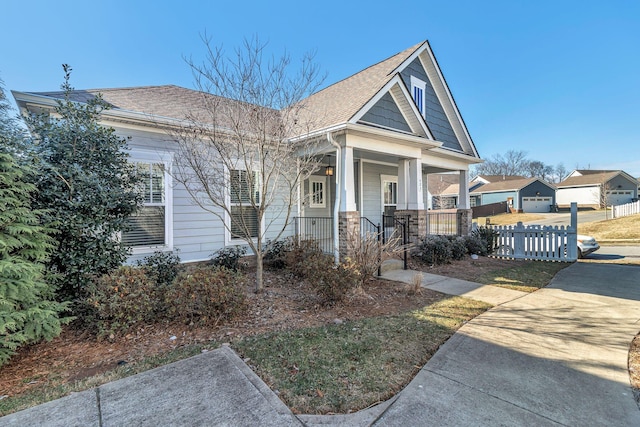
381,174,398,230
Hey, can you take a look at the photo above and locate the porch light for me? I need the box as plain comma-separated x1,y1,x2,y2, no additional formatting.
325,166,334,176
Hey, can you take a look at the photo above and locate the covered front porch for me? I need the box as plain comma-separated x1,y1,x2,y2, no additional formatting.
294,128,479,258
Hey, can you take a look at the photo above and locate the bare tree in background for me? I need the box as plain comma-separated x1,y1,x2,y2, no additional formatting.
169,36,325,292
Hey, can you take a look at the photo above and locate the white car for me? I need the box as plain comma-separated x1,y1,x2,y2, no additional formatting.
577,235,600,259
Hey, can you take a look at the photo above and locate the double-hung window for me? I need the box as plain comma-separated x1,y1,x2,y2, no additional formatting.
229,169,260,240
411,76,427,118
122,152,172,250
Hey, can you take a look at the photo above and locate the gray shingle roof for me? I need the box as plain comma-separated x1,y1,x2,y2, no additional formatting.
471,177,551,193
294,41,425,133
558,171,621,187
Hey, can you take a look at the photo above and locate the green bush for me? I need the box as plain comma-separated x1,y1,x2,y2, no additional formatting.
84,266,160,338
472,226,498,254
447,236,468,261
136,250,181,287
463,234,488,256
21,67,143,301
166,267,247,325
263,238,294,269
210,246,247,271
411,235,453,265
0,150,72,366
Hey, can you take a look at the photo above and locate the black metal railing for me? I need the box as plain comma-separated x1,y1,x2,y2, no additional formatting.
382,214,409,269
294,217,333,254
360,217,383,276
426,211,458,236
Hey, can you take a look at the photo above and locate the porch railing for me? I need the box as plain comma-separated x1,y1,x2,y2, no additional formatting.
382,214,409,269
426,210,458,235
360,217,383,276
294,217,333,254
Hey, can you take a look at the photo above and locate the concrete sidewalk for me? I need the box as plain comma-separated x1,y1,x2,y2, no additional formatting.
2,263,639,426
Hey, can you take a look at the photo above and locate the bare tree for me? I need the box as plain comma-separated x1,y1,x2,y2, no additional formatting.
169,36,325,292
474,149,530,176
553,163,568,183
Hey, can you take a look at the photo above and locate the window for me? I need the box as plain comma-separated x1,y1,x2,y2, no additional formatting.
382,176,398,217
411,76,427,118
309,177,326,208
229,169,260,239
123,160,171,249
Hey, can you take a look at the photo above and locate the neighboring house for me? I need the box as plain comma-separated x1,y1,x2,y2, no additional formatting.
556,170,639,208
437,175,526,210
470,177,556,213
13,40,482,262
426,172,460,209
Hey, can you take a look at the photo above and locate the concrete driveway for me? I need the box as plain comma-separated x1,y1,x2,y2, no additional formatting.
522,210,610,227
373,262,640,426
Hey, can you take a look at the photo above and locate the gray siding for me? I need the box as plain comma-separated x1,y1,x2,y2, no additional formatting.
117,127,295,263
400,58,462,151
361,162,398,226
519,181,556,208
360,92,411,132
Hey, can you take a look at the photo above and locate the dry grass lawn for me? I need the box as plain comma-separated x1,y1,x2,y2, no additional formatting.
578,214,640,240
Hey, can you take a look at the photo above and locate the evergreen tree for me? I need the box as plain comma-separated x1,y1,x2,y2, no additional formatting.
23,66,142,300
0,82,70,366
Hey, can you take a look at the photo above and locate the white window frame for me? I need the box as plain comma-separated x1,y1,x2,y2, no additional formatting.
226,167,263,245
411,76,427,118
381,174,398,214
126,149,173,254
309,176,327,208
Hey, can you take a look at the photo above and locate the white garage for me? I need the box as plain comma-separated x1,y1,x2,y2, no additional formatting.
522,197,553,213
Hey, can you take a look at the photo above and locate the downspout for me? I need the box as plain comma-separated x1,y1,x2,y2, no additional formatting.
327,132,341,264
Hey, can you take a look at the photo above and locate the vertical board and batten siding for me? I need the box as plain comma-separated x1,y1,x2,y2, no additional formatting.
361,162,398,226
399,58,462,151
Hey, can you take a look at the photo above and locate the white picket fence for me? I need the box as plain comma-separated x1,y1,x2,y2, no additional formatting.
612,200,640,219
491,222,577,262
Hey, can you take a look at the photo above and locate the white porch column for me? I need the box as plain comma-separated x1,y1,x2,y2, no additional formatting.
458,169,470,209
407,158,424,210
339,145,357,212
397,159,408,209
398,158,424,210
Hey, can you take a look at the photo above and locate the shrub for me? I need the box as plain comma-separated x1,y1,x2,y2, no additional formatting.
463,234,488,256
305,255,360,304
284,239,323,278
0,150,72,366
210,246,247,271
345,229,402,287
263,238,293,269
166,266,247,325
411,235,453,265
447,236,468,261
83,266,159,338
472,226,498,254
136,250,181,287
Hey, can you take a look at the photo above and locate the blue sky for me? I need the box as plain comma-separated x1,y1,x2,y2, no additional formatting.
2,0,639,177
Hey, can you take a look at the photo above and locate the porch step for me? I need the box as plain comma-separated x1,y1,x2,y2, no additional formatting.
380,259,404,274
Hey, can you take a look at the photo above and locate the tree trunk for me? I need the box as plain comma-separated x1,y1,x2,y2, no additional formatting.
255,250,264,293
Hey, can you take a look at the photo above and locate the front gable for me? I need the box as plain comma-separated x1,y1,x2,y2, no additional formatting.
349,41,478,158
399,57,461,151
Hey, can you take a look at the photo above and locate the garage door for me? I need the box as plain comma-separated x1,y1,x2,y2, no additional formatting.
522,197,552,213
606,190,633,206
